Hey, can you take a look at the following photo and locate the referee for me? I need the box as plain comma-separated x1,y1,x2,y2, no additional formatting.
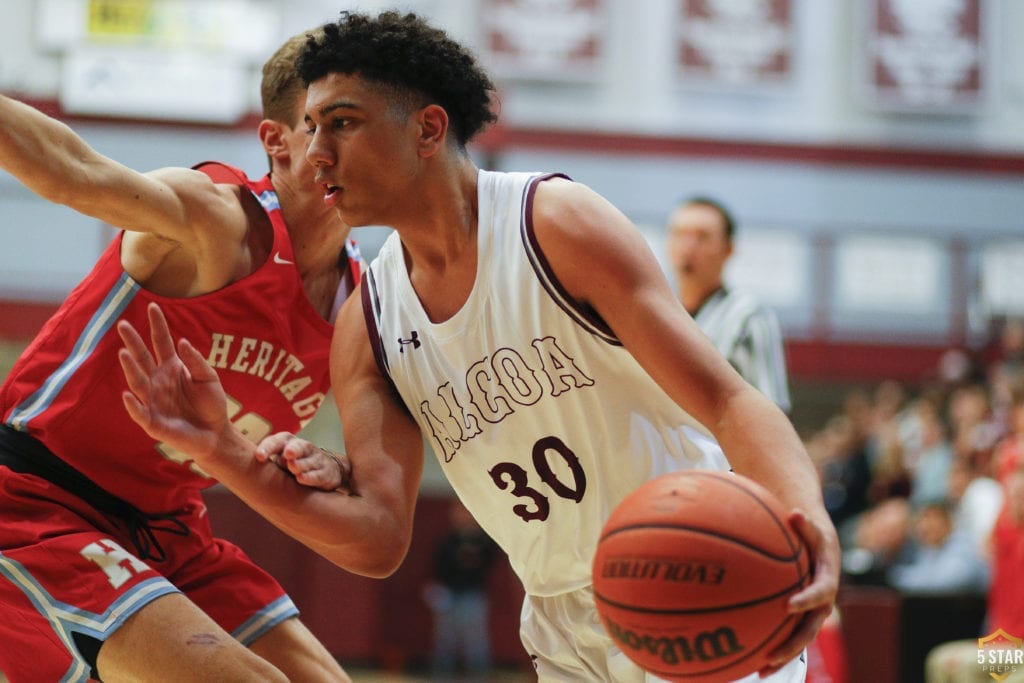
666,196,792,414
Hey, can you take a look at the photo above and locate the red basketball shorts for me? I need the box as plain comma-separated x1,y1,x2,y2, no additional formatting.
0,467,296,682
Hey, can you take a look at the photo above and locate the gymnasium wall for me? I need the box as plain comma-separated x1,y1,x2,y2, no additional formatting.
1,0,1022,352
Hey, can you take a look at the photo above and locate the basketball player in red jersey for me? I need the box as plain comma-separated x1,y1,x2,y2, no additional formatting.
0,31,354,682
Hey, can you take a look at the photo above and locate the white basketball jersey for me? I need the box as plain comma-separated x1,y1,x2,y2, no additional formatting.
362,170,731,596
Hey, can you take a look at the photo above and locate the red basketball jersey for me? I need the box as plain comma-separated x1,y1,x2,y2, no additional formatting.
0,162,358,512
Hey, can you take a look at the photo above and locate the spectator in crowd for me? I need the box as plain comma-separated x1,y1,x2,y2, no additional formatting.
816,415,873,540
854,380,913,504
947,451,1003,561
887,499,989,595
904,398,955,509
925,468,1024,683
994,386,1024,483
665,196,792,412
841,496,912,586
864,417,912,506
423,500,500,679
946,382,1002,477
990,319,1024,404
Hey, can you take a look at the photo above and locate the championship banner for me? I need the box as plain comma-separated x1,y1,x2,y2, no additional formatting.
480,0,607,81
677,0,793,88
859,0,988,113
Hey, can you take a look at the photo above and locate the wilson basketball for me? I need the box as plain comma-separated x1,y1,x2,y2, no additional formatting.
592,470,811,682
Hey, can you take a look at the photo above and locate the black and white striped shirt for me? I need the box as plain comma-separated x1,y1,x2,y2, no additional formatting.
693,287,792,413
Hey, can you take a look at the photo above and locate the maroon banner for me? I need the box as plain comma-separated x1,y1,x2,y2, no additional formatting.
861,0,986,112
480,0,606,80
677,0,793,87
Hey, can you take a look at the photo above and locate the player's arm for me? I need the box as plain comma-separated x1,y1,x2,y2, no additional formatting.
117,301,424,577
325,288,427,573
530,178,839,670
0,94,244,250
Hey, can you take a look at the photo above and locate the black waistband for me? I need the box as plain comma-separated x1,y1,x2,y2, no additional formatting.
0,423,188,562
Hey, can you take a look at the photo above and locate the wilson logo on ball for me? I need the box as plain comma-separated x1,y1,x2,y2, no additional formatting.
602,615,744,665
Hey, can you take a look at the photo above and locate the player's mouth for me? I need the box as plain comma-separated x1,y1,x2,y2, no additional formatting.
321,183,342,207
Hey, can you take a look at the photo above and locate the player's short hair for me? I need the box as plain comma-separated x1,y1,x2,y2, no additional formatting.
261,27,325,127
297,11,498,148
682,196,736,242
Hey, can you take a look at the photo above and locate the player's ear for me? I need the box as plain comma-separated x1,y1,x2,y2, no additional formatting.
416,104,448,158
259,119,288,159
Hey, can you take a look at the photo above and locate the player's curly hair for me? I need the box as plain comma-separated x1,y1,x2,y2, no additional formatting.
297,11,498,148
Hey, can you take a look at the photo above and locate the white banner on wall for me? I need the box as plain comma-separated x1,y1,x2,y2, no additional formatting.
726,229,808,309
981,240,1024,317
59,47,249,123
37,0,277,123
835,235,944,313
37,0,278,58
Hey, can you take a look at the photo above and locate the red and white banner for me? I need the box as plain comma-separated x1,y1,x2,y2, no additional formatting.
860,0,987,112
677,0,793,87
480,0,606,81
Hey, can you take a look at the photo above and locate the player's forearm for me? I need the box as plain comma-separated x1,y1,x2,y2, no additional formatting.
714,388,827,522
0,94,97,204
199,428,413,577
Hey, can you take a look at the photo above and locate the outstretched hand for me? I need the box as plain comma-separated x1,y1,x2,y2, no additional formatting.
117,302,230,466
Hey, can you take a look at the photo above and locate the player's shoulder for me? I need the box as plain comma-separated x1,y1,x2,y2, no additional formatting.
140,164,253,245
531,175,617,229
144,164,239,202
191,160,249,185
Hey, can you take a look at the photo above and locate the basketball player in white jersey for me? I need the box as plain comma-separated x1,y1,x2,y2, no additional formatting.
117,11,840,682
666,196,792,413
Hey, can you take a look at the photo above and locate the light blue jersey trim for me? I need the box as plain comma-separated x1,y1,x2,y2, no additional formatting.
0,551,178,682
232,594,299,646
256,189,281,211
7,273,140,430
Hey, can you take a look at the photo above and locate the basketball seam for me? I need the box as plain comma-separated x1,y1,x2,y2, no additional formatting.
593,566,811,616
599,523,804,563
678,471,802,556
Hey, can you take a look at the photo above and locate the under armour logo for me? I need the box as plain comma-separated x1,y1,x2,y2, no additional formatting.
398,331,421,352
